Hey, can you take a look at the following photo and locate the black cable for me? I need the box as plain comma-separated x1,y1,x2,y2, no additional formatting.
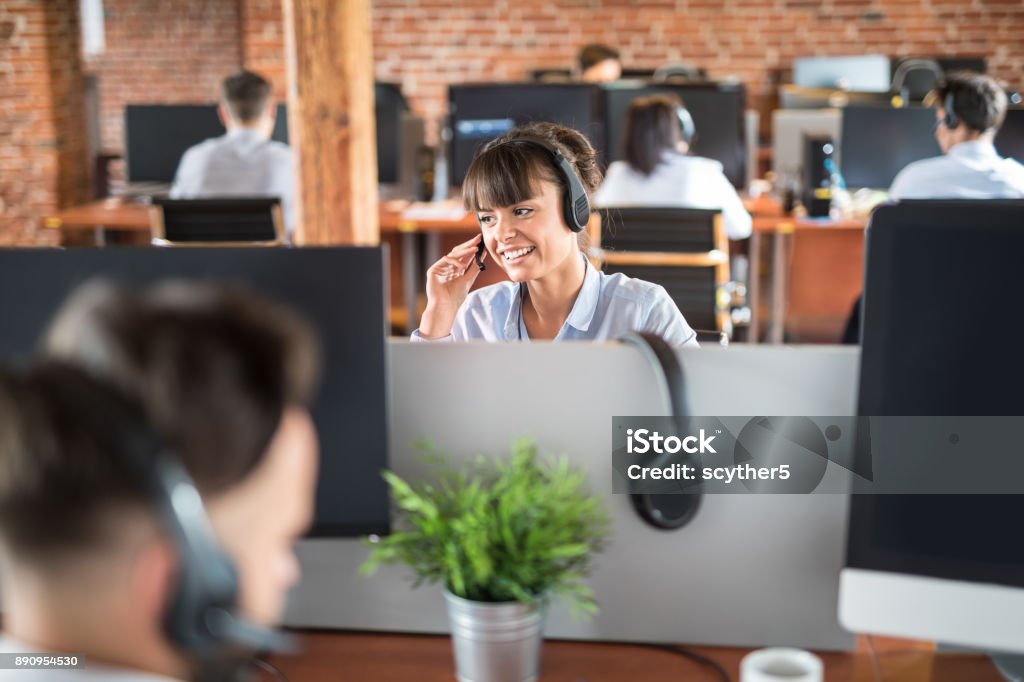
251,658,288,682
626,642,732,682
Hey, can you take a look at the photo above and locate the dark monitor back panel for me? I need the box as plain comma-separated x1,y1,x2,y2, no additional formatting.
603,82,748,189
126,82,407,185
838,105,939,189
448,83,603,186
996,108,1024,164
889,56,987,76
125,103,289,183
851,201,1024,589
0,247,390,537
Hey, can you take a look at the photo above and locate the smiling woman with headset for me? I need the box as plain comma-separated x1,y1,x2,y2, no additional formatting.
594,94,752,241
413,122,698,346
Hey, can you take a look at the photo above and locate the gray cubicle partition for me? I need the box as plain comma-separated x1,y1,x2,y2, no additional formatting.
286,342,858,651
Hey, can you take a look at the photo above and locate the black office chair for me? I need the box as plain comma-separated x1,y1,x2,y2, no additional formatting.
150,197,285,246
593,207,732,336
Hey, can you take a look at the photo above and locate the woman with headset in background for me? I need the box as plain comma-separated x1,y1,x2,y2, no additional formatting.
594,94,753,241
413,122,698,347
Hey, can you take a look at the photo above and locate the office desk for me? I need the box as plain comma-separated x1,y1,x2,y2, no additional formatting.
745,196,866,344
265,631,1004,681
43,199,866,340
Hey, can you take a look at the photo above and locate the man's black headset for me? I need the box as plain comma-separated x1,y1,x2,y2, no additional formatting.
473,136,591,272
53,367,292,677
942,89,961,131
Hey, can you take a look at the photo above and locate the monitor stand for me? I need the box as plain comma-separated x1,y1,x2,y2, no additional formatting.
991,652,1024,681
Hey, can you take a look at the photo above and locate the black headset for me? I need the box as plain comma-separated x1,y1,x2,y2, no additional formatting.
675,105,697,146
472,135,592,272
942,89,960,131
619,332,702,531
53,366,292,677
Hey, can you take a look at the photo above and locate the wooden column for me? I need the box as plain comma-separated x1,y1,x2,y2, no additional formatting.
283,0,378,245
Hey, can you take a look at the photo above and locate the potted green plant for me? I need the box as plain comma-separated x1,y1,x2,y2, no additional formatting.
363,438,610,682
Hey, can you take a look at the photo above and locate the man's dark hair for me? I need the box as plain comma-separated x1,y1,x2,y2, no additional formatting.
933,72,1008,133
579,43,620,72
623,94,685,176
0,280,319,565
222,70,273,123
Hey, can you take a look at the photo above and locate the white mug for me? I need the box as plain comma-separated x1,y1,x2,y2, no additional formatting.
740,647,824,682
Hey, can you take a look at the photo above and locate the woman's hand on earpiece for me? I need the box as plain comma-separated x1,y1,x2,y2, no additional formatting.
418,234,486,338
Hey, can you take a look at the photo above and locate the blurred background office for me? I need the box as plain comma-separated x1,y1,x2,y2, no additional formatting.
3,0,1024,343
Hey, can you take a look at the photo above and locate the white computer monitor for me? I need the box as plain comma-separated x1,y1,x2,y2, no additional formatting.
771,109,840,185
838,201,1024,663
793,55,891,92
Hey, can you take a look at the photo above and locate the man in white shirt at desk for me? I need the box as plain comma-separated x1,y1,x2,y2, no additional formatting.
888,72,1024,199
171,71,294,234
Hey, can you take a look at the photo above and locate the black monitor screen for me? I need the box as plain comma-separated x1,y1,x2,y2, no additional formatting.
838,105,939,189
849,201,1024,590
0,247,390,537
125,104,289,184
996,108,1024,164
126,83,407,185
448,83,603,186
603,82,748,189
376,82,409,184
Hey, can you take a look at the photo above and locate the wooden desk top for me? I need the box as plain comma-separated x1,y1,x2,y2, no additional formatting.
265,631,1004,682
45,198,867,238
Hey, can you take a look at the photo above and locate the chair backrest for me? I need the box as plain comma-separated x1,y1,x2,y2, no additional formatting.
598,207,723,253
595,207,729,333
150,197,284,246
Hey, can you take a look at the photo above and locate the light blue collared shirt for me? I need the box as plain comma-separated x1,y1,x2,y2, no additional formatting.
170,129,294,234
413,256,699,347
888,140,1024,200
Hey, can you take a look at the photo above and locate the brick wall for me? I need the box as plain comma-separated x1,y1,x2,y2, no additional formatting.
0,0,89,246
85,0,243,153
234,0,1024,142
97,0,1024,150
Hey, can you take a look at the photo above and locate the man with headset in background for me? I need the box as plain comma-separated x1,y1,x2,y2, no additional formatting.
888,72,1024,199
0,280,320,680
578,43,622,83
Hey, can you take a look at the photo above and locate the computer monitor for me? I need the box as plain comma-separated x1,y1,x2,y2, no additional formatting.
0,247,390,538
995,107,1024,163
793,55,891,92
125,82,408,185
891,55,987,78
124,103,289,183
374,82,410,185
772,109,841,184
603,82,748,189
837,105,939,189
447,83,603,186
840,201,1024,657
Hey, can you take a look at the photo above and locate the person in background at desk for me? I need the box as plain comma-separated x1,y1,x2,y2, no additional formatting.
170,70,294,234
578,43,622,83
888,72,1024,199
845,72,1024,344
0,281,320,681
413,122,698,347
594,94,753,241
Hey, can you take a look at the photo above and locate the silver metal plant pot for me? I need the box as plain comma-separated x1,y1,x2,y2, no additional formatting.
444,591,544,682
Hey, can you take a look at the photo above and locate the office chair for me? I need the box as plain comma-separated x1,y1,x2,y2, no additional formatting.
891,58,943,104
149,197,285,247
592,207,733,336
